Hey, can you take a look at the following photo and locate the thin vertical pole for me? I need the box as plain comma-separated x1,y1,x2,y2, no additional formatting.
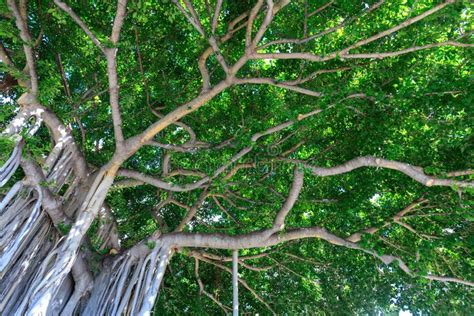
232,250,238,316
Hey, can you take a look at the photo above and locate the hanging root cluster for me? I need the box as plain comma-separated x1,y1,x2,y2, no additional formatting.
0,110,93,314
84,241,171,315
1,109,168,315
0,108,42,186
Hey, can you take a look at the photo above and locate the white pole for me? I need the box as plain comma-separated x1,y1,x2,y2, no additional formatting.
232,250,238,316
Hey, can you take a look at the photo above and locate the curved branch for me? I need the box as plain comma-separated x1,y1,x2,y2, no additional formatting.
0,140,23,187
425,275,474,287
252,0,274,46
447,169,474,177
146,140,209,153
54,0,127,143
163,226,474,287
246,0,264,47
271,167,304,232
307,0,334,18
0,43,15,68
286,156,473,188
211,0,223,34
253,39,472,62
117,145,249,192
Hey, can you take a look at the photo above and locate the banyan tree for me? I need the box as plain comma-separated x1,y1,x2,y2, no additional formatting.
0,0,473,314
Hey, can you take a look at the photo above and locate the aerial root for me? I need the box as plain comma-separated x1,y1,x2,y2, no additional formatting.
1,112,44,187
0,140,23,187
84,242,172,315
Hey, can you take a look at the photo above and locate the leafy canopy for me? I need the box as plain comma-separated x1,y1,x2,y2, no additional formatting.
1,0,473,314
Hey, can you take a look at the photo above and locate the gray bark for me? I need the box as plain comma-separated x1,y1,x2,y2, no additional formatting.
84,241,171,316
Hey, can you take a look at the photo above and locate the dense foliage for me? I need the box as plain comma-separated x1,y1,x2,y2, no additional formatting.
1,0,473,314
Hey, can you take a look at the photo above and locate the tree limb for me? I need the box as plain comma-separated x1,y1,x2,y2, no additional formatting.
171,0,205,36
7,0,38,94
163,225,474,287
286,156,474,188
211,0,222,34
271,166,304,232
53,0,105,52
110,0,128,45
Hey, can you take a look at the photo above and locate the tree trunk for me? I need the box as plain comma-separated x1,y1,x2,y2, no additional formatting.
25,170,116,314
1,99,100,315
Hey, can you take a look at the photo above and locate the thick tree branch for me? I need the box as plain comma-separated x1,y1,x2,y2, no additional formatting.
54,0,127,144
271,167,304,232
211,0,222,34
105,50,125,144
105,0,128,144
286,156,474,188
7,0,38,94
164,226,474,287
110,0,128,45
